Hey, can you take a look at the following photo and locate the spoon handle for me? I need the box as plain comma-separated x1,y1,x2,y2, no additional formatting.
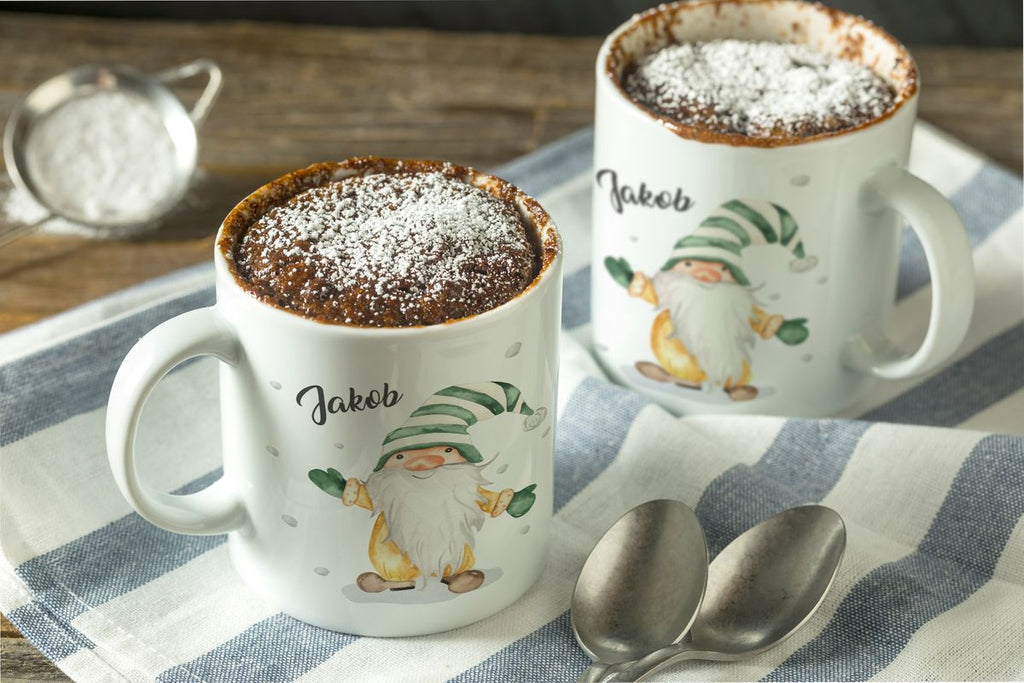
602,645,709,682
0,214,50,247
576,662,611,683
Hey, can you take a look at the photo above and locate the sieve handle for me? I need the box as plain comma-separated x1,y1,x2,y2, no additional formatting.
157,59,223,129
0,213,51,247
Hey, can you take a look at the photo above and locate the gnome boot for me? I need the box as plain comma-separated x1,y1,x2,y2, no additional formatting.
726,385,758,401
357,572,415,592
443,570,485,594
635,361,673,383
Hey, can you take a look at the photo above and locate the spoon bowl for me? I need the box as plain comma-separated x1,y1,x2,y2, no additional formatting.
694,504,846,656
605,504,846,681
571,499,708,676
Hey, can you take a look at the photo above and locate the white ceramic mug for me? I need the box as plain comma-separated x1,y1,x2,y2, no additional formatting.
591,0,974,417
106,159,562,636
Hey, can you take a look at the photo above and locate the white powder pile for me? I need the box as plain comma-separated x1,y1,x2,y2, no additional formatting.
624,40,897,139
232,171,539,327
24,90,179,223
1,183,125,238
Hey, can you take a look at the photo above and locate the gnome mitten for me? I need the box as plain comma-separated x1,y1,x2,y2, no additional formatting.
776,318,810,345
308,467,347,498
604,256,634,288
506,484,537,518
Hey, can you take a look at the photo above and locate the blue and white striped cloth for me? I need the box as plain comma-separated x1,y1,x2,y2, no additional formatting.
2,122,1022,682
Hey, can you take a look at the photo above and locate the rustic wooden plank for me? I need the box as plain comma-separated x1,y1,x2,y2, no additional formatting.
912,46,1023,170
0,169,270,329
0,13,599,171
0,14,602,337
1,616,68,681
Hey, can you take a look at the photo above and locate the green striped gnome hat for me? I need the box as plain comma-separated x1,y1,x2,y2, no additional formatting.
662,199,818,286
375,382,546,471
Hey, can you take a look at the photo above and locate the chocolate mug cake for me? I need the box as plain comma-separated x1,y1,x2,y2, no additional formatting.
108,157,563,635
221,158,549,327
623,39,897,140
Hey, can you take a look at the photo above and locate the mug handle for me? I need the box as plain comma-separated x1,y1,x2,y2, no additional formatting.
106,307,248,535
156,59,224,129
843,165,974,380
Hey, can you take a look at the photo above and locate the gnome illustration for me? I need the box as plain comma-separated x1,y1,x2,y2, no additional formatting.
605,199,816,401
309,382,543,594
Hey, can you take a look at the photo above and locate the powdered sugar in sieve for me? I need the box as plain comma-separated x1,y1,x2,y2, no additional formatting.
25,90,179,224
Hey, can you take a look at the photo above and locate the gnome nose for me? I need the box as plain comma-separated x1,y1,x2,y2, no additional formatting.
404,455,446,471
692,266,722,283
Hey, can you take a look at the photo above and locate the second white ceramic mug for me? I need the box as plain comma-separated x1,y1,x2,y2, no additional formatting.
107,159,563,636
591,0,974,417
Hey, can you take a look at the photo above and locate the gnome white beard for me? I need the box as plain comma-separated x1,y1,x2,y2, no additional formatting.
652,270,757,388
365,462,488,581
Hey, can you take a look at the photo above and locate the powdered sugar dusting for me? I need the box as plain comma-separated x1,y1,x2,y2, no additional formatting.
24,90,179,223
624,40,897,139
233,171,538,327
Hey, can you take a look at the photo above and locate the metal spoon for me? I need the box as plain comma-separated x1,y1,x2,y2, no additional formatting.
571,499,708,683
603,504,846,682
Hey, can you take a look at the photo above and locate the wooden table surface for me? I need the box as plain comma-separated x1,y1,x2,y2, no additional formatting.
0,11,1020,681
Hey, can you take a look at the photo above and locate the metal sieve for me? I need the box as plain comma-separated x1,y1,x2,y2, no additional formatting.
1,59,222,244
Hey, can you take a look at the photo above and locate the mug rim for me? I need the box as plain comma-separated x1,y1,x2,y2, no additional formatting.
597,0,920,149
214,157,562,337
